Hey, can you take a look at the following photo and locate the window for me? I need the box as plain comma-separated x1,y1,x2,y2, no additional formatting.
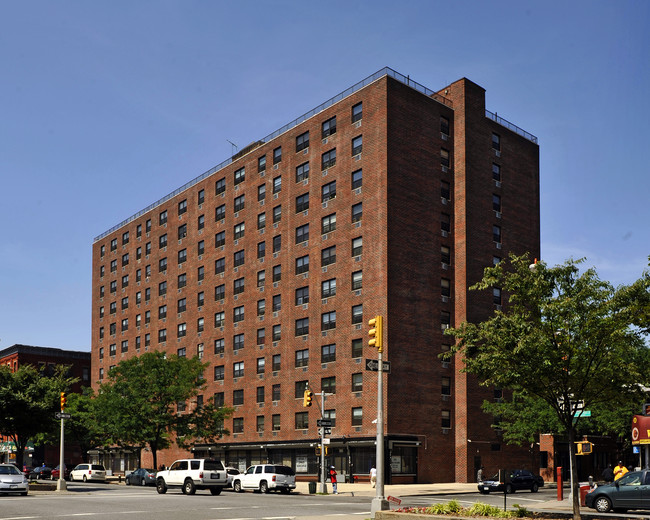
295,286,309,305
272,235,281,253
215,204,225,222
198,266,205,282
272,414,281,430
159,281,167,296
110,259,117,272
146,241,152,255
215,177,226,195
351,372,362,392
352,338,363,358
270,294,280,312
492,163,501,181
121,318,129,332
257,241,265,259
110,280,117,293
441,311,451,331
158,305,167,319
145,310,151,323
257,212,266,230
121,253,129,266
214,392,224,407
257,299,266,316
273,264,281,282
441,245,451,265
272,176,282,194
295,348,309,368
257,270,266,287
352,102,362,123
215,284,225,301
322,213,336,234
351,135,362,156
233,277,245,295
273,146,282,165
233,418,244,433
272,354,281,371
322,181,336,202
441,214,450,234
295,317,309,336
136,247,142,261
272,324,281,341
492,133,501,152
321,376,336,394
197,290,205,306
295,412,309,430
257,328,265,345
296,224,309,244
214,338,225,354
351,407,363,426
198,189,205,205
121,275,129,288
493,255,501,266
440,116,450,136
351,169,363,190
351,203,362,223
178,199,187,215
272,205,282,224
122,231,130,246
296,193,309,213
109,343,117,356
257,183,266,202
352,237,362,257
159,257,168,273
159,210,168,226
351,270,362,290
322,149,336,170
351,304,363,324
322,115,336,138
158,328,167,343
296,131,309,152
295,380,309,398
198,214,205,230
233,361,244,378
493,288,502,306
215,311,225,327
233,306,244,323
178,248,187,264
177,273,187,288
234,222,245,240
234,250,245,267
110,301,117,314
441,278,451,298
322,311,336,331
234,194,245,212
233,389,244,405
295,255,309,274
258,155,266,172
234,167,245,186
215,231,225,247
493,225,501,244
442,410,451,428
441,148,450,168
296,162,309,182
177,323,186,338
493,194,501,213
256,386,265,403
322,278,336,298
441,181,450,201
442,376,451,396
321,245,336,266
146,219,152,232
322,343,336,363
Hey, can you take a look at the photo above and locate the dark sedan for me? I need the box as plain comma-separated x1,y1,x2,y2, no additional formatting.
28,466,52,480
125,468,156,486
586,470,650,513
478,469,544,494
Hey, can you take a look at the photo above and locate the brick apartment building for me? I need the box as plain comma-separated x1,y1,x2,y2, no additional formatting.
91,68,540,483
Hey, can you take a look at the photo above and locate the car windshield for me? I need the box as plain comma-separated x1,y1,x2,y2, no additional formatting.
0,466,21,475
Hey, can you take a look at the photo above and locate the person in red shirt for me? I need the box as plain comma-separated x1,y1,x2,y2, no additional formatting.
329,466,338,494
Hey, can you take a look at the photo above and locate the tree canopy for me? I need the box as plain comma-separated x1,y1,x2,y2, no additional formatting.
445,254,650,520
93,352,233,469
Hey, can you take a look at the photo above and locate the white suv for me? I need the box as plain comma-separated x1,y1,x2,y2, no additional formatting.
155,459,227,495
232,464,296,494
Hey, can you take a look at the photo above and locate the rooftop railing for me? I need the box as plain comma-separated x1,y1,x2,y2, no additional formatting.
486,109,538,144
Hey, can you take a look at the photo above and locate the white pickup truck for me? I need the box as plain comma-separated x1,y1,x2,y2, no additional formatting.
155,459,227,495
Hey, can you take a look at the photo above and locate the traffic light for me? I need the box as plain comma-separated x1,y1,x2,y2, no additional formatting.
60,392,67,411
576,441,593,455
368,315,384,352
303,389,313,407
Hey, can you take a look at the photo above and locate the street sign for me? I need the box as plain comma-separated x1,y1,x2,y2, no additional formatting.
575,410,591,418
55,412,71,419
317,419,333,427
365,359,391,373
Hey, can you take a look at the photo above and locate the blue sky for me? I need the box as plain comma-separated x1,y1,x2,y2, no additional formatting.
1,0,648,351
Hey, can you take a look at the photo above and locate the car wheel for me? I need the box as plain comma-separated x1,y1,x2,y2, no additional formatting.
126,477,130,485
531,482,539,493
505,483,514,494
594,496,612,513
260,481,269,494
233,480,242,493
83,475,87,482
141,478,146,486
183,479,196,495
156,479,167,494
210,487,222,495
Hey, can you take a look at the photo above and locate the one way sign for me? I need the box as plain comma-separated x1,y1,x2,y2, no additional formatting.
365,359,391,373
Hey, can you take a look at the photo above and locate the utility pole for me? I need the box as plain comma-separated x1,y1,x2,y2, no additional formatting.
369,316,389,515
320,391,327,494
57,393,67,491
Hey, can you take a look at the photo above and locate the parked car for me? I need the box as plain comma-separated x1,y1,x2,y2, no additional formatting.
155,459,227,495
70,463,107,482
232,464,296,494
29,465,52,480
586,470,650,513
51,464,70,481
478,469,543,494
22,466,33,478
225,467,240,488
126,468,156,486
0,464,29,495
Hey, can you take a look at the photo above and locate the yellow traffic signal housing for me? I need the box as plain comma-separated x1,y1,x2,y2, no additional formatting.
576,441,593,455
315,446,321,456
368,315,384,351
303,389,313,407
60,392,67,411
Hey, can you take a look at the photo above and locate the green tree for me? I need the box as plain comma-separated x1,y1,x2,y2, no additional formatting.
93,352,233,469
0,364,77,469
446,254,650,520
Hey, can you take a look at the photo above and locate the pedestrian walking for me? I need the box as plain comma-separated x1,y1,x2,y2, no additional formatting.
601,464,614,483
329,466,338,494
477,466,484,483
370,466,377,488
614,461,628,481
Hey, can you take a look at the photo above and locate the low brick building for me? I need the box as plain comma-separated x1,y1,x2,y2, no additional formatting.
91,68,540,483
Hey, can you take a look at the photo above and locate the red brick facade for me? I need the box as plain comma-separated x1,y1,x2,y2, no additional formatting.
91,69,540,482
